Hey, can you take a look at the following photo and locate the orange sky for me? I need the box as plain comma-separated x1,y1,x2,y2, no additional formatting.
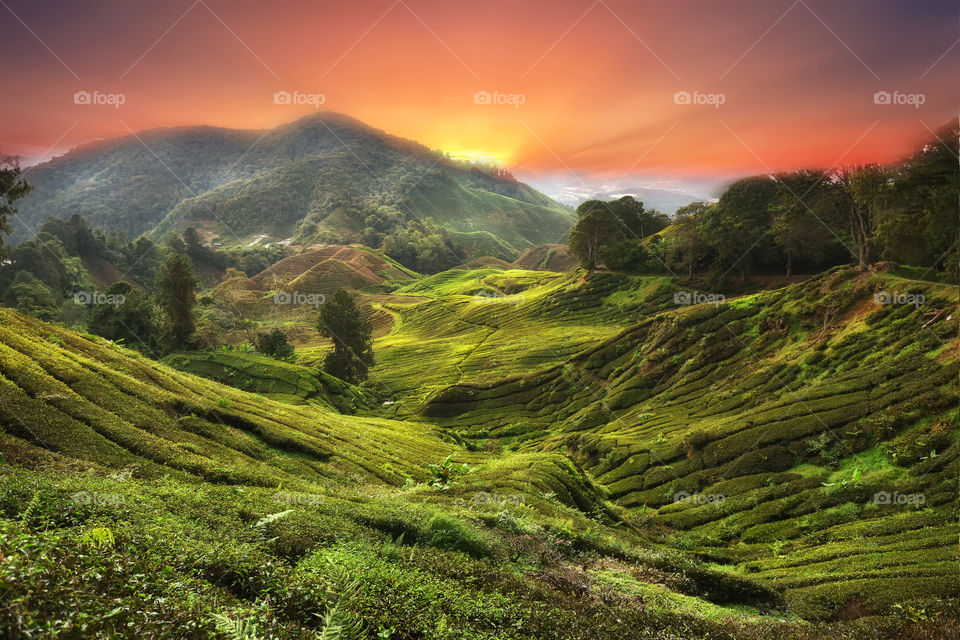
1,0,957,181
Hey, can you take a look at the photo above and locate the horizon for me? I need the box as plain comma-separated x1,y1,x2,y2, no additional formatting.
2,0,957,198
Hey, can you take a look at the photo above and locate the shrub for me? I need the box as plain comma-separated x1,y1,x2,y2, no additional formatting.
256,328,295,360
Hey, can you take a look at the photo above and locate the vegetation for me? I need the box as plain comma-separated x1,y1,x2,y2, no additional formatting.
0,156,32,251
0,116,957,639
568,196,670,271
256,328,295,360
573,120,958,281
155,252,199,350
12,114,575,269
318,289,374,384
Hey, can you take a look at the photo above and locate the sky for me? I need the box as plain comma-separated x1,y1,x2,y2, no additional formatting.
1,0,957,193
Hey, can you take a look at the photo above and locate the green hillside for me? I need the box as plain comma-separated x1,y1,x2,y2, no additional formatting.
0,265,957,638
401,267,959,621
0,306,811,640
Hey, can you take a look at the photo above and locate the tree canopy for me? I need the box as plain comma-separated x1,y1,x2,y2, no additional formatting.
318,289,374,383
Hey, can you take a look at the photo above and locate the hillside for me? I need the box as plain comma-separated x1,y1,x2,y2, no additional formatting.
405,267,959,621
0,268,957,638
0,306,827,640
249,245,415,291
514,244,577,271
13,113,575,259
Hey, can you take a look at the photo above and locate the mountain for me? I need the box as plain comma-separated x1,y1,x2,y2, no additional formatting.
12,113,575,256
527,176,713,213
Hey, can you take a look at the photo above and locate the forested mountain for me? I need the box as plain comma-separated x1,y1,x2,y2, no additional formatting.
13,113,575,256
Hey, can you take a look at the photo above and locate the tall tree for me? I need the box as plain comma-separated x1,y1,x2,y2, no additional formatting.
318,289,374,383
880,119,959,271
698,176,779,279
667,202,713,278
575,196,668,240
827,165,888,272
568,208,618,271
154,253,198,350
770,171,836,277
0,157,32,253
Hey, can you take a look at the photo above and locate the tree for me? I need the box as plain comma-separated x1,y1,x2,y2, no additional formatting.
575,196,669,240
568,209,618,271
698,176,780,279
257,328,295,360
6,271,58,320
667,202,713,278
879,119,959,271
154,253,198,350
770,171,836,277
827,165,888,272
381,218,459,274
318,289,373,383
88,281,162,355
0,157,32,253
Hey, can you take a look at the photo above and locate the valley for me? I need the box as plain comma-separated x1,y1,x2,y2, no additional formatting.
0,257,955,639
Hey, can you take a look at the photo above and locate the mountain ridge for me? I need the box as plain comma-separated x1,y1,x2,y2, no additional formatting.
12,113,575,260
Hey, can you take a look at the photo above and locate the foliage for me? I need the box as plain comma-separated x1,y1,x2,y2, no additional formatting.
568,208,619,270
569,197,669,271
88,281,163,355
256,328,295,360
318,289,374,383
154,252,199,350
427,454,470,489
0,156,32,251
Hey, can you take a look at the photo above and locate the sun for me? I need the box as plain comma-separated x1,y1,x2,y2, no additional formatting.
442,148,511,166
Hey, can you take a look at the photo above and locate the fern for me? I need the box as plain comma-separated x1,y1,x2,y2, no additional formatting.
317,598,364,640
253,509,293,529
313,562,365,640
212,613,263,640
19,492,41,528
78,526,115,549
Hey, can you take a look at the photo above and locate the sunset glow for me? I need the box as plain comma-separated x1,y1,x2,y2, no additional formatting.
1,0,957,181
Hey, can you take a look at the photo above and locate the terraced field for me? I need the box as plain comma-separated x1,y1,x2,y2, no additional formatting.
411,267,959,621
0,304,852,640
351,269,682,412
0,266,956,638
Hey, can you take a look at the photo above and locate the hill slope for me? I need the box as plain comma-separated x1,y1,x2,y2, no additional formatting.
412,267,959,621
0,306,851,640
0,268,957,637
13,113,575,255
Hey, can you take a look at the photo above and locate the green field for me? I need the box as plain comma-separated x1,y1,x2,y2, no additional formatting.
0,266,957,639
